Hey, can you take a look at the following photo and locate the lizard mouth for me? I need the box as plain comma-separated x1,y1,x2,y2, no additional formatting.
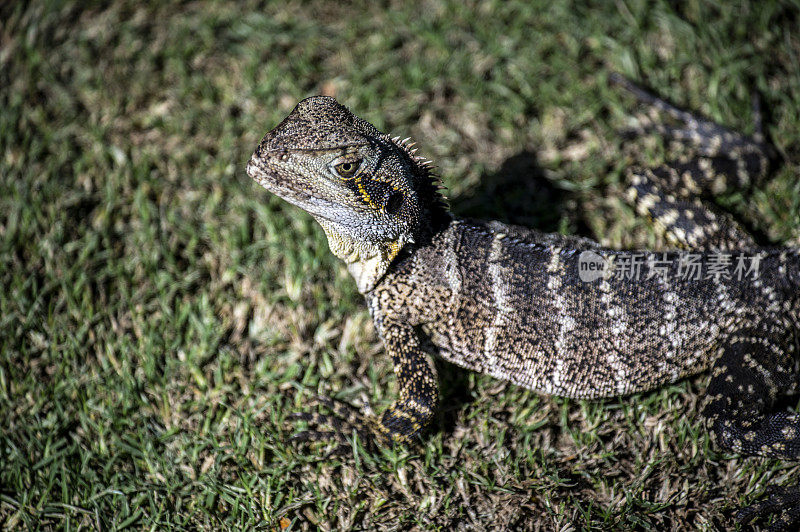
247,159,331,215
246,158,390,237
247,159,288,194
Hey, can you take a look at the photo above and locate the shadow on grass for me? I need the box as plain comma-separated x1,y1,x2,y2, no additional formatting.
449,150,569,233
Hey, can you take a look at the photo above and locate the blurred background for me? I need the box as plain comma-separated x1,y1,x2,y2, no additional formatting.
2,1,799,529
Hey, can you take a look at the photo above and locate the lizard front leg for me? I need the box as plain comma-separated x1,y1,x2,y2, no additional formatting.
289,318,438,450
374,318,439,444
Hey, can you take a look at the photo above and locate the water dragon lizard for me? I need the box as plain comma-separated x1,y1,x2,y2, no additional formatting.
246,76,800,529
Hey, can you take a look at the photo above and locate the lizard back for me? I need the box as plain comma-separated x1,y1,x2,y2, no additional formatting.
372,218,800,399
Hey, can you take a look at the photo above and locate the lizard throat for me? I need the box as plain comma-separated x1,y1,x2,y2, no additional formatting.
315,218,408,293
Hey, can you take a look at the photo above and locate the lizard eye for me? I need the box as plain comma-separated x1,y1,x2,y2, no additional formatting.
384,191,404,215
333,160,361,179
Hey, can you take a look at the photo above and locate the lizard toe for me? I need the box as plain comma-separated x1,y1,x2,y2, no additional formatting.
286,395,388,452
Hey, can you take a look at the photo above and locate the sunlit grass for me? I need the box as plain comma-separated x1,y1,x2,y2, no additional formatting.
2,0,799,528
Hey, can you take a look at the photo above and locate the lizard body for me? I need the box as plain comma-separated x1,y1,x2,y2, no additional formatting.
376,222,799,400
246,78,800,528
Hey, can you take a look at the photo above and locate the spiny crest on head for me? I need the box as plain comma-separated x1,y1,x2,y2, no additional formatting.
390,135,436,169
389,135,434,170
384,131,448,213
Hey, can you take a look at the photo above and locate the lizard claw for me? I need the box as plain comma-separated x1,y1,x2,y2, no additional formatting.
288,428,352,458
286,395,390,453
736,485,800,532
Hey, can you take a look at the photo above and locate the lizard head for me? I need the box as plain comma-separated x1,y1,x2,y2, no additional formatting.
247,96,446,293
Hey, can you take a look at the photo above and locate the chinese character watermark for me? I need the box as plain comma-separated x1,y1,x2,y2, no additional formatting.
577,251,762,283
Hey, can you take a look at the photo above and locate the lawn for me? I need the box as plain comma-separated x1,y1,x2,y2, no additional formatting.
2,0,800,529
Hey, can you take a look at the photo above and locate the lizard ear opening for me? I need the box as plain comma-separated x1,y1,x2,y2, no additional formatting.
384,191,404,215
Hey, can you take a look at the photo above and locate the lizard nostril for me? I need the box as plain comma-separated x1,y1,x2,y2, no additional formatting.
384,191,404,215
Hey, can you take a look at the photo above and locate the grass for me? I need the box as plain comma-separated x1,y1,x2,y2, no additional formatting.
2,0,800,529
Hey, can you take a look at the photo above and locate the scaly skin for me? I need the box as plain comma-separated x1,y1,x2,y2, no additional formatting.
246,77,800,529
